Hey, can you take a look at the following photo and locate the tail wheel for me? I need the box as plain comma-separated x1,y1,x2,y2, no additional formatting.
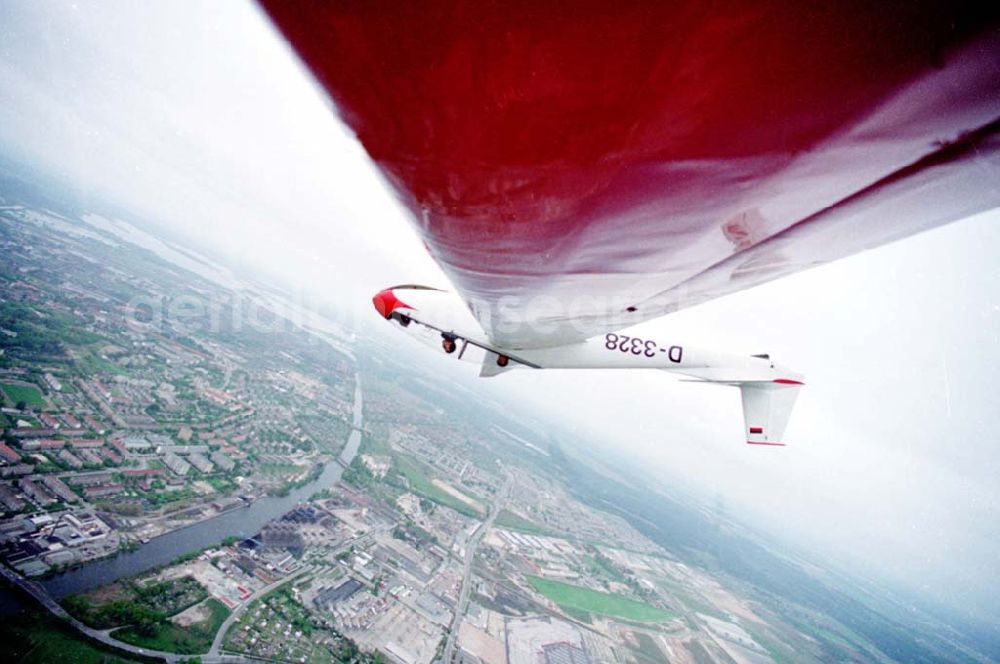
496,354,509,367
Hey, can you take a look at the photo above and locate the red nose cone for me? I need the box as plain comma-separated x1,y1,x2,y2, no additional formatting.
372,288,412,319
372,290,390,318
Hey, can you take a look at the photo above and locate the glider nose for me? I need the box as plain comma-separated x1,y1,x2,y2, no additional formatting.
372,289,392,318
372,288,410,319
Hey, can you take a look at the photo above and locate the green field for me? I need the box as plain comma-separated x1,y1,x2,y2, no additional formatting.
560,605,592,623
0,608,141,663
392,454,484,517
111,598,229,654
259,463,300,477
583,553,627,584
526,576,674,623
495,509,558,536
74,347,124,375
63,575,210,631
0,381,46,408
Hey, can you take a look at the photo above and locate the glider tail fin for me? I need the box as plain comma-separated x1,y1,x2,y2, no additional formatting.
740,379,803,446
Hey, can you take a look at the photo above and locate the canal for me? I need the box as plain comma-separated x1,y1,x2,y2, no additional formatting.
40,376,364,599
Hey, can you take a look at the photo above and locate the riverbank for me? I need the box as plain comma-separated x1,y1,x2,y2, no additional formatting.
0,375,364,662
38,375,363,599
1,601,160,663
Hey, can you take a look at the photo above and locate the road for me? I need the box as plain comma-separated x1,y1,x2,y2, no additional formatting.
207,524,385,661
441,476,510,663
1,564,187,662
207,564,312,658
6,373,368,663
5,520,327,664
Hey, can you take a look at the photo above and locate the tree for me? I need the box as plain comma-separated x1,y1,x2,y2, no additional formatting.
15,400,26,411
62,594,94,624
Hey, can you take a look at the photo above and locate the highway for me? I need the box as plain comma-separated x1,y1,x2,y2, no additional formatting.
441,476,510,663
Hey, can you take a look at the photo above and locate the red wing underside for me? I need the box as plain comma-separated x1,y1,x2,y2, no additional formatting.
261,1,1000,348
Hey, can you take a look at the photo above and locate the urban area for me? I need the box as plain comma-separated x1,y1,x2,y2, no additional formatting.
0,192,985,664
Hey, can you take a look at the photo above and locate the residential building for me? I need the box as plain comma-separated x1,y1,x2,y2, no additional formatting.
40,476,77,503
0,484,25,512
84,484,123,499
0,464,32,478
19,479,55,506
163,452,190,476
211,450,235,472
188,453,214,474
58,449,83,469
0,444,21,463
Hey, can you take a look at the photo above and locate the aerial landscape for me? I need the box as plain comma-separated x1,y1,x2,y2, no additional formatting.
0,171,996,664
1,2,999,662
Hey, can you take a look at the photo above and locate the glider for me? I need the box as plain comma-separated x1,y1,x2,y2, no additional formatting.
261,1,1000,445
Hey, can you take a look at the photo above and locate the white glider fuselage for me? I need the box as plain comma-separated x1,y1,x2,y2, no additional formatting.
373,286,803,445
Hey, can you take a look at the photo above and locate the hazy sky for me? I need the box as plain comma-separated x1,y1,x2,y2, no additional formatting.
2,0,999,626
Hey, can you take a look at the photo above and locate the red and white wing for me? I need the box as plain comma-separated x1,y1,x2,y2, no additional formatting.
261,1,1000,348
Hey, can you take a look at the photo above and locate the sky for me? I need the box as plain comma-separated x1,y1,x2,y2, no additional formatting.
1,0,999,627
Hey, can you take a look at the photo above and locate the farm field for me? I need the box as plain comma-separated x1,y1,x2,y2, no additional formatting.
526,576,675,623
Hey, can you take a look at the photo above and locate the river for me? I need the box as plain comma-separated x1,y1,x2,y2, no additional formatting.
39,376,364,599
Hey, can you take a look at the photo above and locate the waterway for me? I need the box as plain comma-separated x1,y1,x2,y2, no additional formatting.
39,376,364,599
